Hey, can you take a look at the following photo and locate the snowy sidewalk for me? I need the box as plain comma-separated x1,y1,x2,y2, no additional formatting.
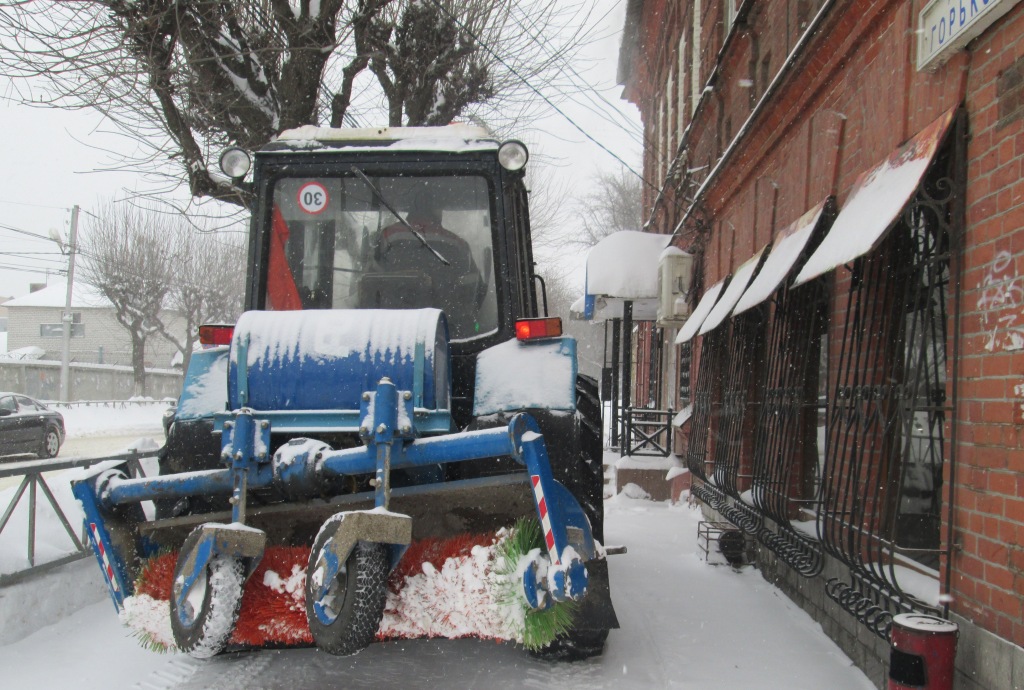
0,494,873,689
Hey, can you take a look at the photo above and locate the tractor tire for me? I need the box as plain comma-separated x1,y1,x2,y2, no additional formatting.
573,374,605,543
305,538,388,656
530,376,611,661
39,426,61,458
170,554,245,658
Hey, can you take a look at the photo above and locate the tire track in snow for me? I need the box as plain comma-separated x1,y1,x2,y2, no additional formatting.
132,657,201,689
171,651,274,690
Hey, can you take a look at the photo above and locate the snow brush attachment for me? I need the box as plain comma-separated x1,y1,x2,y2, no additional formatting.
124,546,314,652
121,523,577,653
496,517,579,651
76,371,613,658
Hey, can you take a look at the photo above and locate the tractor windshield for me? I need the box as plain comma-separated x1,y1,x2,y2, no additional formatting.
267,174,498,341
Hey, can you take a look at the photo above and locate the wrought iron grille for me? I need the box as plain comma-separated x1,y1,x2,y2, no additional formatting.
713,310,766,534
678,342,693,407
686,328,727,509
818,117,963,639
751,273,831,577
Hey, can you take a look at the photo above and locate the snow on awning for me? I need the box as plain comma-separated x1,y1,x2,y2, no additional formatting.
673,404,693,427
793,107,956,287
569,296,586,320
698,244,769,336
675,278,727,344
733,199,828,316
582,231,671,321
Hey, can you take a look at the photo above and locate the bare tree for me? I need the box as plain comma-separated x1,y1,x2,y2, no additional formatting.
79,203,176,396
575,166,643,248
160,226,246,374
534,166,642,252
80,203,246,391
0,0,595,206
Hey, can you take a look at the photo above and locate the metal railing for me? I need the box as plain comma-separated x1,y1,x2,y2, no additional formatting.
622,407,674,457
0,447,160,586
46,399,173,410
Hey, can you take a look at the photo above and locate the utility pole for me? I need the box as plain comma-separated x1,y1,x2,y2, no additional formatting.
60,205,80,402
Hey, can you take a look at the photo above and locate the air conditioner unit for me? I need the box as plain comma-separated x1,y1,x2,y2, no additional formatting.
657,248,694,327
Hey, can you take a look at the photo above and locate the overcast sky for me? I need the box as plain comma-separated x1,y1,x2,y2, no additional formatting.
0,0,641,301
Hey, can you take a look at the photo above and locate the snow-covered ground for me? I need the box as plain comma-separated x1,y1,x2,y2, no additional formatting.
0,408,874,689
55,401,170,440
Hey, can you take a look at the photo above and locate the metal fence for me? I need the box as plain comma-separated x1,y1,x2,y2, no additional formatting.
0,447,161,587
622,407,674,457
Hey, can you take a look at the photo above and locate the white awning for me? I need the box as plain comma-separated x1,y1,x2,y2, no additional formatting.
698,244,769,335
793,107,956,287
675,278,727,344
672,405,693,427
733,198,828,316
580,231,671,322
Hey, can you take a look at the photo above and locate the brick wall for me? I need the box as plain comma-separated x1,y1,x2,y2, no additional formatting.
952,4,1024,648
622,0,1024,684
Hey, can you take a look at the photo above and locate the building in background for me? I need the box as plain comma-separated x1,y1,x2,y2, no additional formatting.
3,281,183,368
0,296,9,353
619,0,1024,687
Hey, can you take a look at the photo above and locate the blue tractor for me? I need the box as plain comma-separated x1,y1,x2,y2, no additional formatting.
73,126,616,659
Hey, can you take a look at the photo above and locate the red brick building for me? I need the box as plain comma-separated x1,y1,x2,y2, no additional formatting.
618,1,1024,687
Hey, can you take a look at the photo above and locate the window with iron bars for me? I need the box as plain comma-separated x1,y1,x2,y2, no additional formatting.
750,269,831,577
686,327,727,508
711,310,767,534
678,341,692,407
817,116,963,639
684,113,962,640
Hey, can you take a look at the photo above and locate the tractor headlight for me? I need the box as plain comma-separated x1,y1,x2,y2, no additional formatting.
218,147,252,180
498,140,529,171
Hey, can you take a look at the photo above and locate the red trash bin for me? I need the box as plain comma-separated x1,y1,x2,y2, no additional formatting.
888,613,959,690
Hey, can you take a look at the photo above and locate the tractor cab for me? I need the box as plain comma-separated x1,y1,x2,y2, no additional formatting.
238,126,540,427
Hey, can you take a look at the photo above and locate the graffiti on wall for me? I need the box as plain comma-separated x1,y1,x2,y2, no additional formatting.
978,250,1024,352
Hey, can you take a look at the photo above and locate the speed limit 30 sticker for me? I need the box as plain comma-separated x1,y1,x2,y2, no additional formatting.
297,181,329,214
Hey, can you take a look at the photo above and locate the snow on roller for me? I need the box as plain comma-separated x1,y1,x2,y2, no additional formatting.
70,125,617,660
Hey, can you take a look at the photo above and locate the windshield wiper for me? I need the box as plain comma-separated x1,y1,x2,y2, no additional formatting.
350,166,450,266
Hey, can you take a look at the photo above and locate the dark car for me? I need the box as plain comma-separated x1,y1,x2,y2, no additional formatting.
0,393,65,459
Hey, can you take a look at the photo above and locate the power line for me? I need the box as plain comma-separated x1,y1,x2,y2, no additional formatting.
510,1,644,144
0,262,65,275
0,222,53,242
422,0,653,191
0,198,72,211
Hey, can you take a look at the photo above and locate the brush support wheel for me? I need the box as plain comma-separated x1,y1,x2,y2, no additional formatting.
305,537,389,656
170,550,245,658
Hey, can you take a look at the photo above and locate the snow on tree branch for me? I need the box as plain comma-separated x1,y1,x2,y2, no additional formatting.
0,0,596,205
